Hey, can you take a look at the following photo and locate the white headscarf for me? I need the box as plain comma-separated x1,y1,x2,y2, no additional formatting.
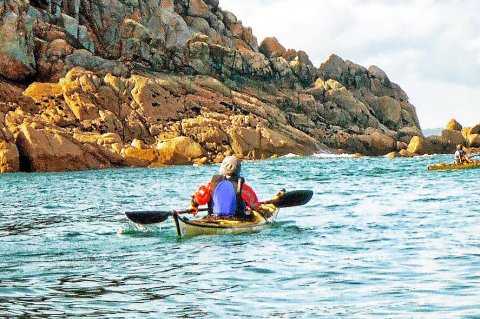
219,156,242,177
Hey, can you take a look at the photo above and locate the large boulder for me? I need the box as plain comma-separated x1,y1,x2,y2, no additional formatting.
259,37,287,58
23,82,78,127
445,119,462,131
407,136,428,155
222,11,238,25
470,123,480,135
441,129,465,145
15,123,107,172
156,136,206,165
0,141,19,173
129,74,186,122
356,131,395,155
467,134,480,147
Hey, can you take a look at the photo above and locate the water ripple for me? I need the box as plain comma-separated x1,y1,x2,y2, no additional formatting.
1,155,480,317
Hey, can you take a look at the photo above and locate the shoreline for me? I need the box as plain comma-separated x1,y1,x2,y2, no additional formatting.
0,152,471,175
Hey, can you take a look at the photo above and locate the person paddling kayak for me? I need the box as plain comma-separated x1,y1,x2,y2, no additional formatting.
189,156,260,221
454,144,470,164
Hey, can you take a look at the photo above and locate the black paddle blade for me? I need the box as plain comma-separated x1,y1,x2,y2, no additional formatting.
125,211,172,225
274,190,313,208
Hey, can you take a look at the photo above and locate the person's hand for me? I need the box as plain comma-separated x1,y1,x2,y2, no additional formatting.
189,195,199,217
189,206,199,217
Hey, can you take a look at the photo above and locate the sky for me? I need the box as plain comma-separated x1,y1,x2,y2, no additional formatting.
220,0,480,129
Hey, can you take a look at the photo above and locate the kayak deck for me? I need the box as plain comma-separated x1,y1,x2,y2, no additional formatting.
428,161,480,171
173,204,279,237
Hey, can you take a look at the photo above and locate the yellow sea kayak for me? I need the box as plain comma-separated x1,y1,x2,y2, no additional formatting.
428,161,480,171
172,204,279,237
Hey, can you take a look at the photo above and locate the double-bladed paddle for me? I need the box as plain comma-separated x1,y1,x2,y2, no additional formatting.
125,190,313,225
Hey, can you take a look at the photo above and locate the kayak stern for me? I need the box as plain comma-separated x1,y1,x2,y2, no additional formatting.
173,204,279,237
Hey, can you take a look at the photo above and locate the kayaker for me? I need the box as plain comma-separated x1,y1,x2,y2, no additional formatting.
454,144,470,164
189,156,261,221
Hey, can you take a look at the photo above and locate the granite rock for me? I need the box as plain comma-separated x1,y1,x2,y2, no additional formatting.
0,0,425,172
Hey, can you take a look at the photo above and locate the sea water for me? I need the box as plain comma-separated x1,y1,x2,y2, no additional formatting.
1,155,479,318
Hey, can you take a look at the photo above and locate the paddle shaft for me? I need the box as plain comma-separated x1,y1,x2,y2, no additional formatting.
176,207,208,215
125,190,313,225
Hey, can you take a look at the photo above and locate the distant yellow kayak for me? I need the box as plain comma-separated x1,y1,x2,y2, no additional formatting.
428,161,480,171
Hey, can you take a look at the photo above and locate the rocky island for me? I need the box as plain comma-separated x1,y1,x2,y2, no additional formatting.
0,0,445,173
387,119,480,158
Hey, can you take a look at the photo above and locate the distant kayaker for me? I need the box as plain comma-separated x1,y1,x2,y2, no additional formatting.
189,156,260,221
454,144,470,164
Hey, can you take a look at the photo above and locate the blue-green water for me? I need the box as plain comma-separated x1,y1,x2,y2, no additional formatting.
1,155,479,318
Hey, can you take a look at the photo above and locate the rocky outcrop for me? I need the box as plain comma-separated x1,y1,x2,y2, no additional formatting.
0,0,423,172
395,119,479,157
307,55,421,155
1,67,320,172
0,0,36,81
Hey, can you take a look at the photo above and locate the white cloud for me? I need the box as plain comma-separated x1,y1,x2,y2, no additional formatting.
402,75,480,128
220,0,480,128
467,37,480,65
363,49,423,75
